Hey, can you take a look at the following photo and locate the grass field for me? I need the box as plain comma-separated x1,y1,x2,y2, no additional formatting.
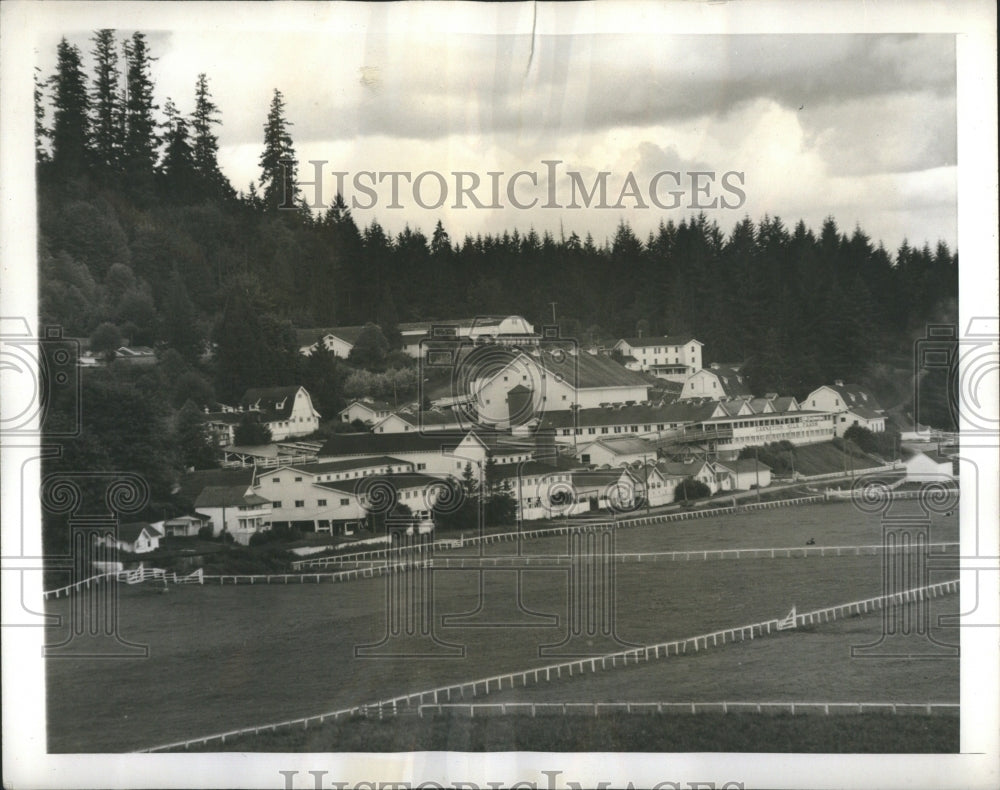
182,711,958,753
44,500,960,753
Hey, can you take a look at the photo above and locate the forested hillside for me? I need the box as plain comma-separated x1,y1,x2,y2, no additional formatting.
35,31,958,530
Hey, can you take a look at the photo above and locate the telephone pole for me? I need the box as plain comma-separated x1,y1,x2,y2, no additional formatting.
549,302,557,323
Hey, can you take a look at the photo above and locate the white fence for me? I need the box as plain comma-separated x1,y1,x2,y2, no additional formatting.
413,701,958,718
292,494,835,570
43,540,959,597
139,577,959,752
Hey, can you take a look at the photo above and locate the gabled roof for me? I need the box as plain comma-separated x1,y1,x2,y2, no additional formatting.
717,458,771,474
771,396,800,412
810,382,883,412
692,365,752,398
748,398,776,414
534,349,652,389
537,400,719,430
315,472,445,495
295,325,368,349
656,459,710,477
240,386,304,420
194,484,263,508
341,398,395,415
375,408,464,428
845,405,884,421
118,522,158,543
175,468,255,504
319,432,458,458
570,468,638,488
618,335,701,348
494,456,585,479
580,436,656,456
279,456,412,477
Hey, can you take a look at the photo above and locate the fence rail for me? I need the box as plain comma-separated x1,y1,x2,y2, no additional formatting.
44,541,959,597
293,493,838,569
139,577,959,752
413,701,958,718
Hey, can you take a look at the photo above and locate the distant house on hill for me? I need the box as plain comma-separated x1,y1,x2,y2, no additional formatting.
679,363,752,400
114,345,156,364
400,315,538,357
612,336,703,381
296,325,369,357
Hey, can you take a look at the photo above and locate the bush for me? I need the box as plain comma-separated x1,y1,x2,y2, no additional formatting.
674,477,711,502
197,524,215,540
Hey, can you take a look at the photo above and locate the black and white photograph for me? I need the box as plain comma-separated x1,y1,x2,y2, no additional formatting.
1,2,997,788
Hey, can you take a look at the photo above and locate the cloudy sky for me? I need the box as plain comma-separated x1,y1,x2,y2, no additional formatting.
35,7,958,252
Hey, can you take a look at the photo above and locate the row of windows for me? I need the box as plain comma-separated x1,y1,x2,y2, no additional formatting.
639,345,697,355
271,466,410,485
273,498,351,509
560,423,674,436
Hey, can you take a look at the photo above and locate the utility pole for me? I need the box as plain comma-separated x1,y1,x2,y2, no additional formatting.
754,446,761,502
643,454,651,515
549,302,557,324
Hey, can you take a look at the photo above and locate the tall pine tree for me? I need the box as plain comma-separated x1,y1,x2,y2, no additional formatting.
259,89,298,210
122,32,159,177
191,73,231,198
90,29,123,171
48,39,90,176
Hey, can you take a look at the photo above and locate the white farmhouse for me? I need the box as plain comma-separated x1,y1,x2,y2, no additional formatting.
239,386,321,440
193,485,272,545
613,336,703,381
801,380,886,437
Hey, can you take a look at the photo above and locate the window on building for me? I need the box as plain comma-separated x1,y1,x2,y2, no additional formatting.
295,500,304,508
601,427,609,434
417,463,426,470
588,428,596,434
294,476,302,482
582,454,591,464
273,501,282,508
340,498,349,506
318,499,327,507
272,477,280,483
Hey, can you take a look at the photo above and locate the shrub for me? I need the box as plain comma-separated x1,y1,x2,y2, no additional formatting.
674,477,711,502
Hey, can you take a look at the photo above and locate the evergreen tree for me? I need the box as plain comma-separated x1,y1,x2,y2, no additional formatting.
159,98,198,201
90,29,123,171
259,89,298,210
161,269,203,360
122,32,159,177
49,38,91,176
34,66,50,164
175,400,218,470
190,73,230,197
